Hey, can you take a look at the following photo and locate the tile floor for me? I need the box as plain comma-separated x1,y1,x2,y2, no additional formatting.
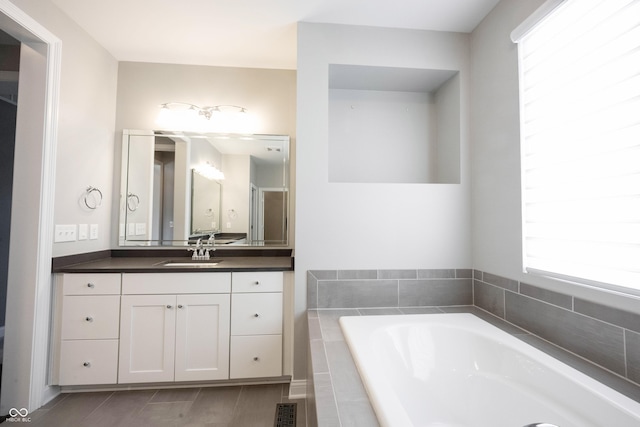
26,383,305,427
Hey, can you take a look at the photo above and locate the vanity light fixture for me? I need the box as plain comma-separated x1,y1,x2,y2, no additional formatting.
194,162,225,181
157,102,251,132
159,102,247,120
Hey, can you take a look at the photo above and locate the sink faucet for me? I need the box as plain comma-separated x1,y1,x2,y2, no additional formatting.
189,238,211,260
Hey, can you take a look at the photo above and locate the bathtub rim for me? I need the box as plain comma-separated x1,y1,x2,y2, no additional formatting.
339,312,640,427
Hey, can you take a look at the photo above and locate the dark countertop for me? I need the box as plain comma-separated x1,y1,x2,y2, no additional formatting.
52,249,294,273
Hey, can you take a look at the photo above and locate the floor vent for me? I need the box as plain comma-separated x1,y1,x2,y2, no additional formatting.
274,402,297,427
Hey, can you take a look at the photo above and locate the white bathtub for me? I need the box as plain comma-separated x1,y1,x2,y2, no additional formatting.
339,313,640,427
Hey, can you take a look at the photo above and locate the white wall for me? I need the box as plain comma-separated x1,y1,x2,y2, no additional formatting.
295,22,471,378
328,89,437,183
470,0,640,313
435,74,461,183
8,0,118,257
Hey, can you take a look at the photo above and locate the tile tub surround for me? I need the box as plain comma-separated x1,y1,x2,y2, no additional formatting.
307,269,473,309
305,270,640,427
473,270,640,386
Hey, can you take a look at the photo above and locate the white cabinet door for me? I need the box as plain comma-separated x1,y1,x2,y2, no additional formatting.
230,335,282,379
61,295,120,340
175,294,230,381
118,294,176,383
231,293,282,335
59,340,119,386
232,272,283,293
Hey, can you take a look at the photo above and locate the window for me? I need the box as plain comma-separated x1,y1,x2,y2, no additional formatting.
513,0,640,294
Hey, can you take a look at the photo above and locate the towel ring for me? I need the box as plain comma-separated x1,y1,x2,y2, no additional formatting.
84,186,103,210
127,193,140,212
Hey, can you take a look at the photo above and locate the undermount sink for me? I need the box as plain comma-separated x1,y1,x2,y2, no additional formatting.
156,259,222,267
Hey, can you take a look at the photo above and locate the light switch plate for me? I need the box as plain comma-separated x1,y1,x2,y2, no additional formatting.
89,224,99,240
78,224,88,240
54,224,77,242
135,223,146,236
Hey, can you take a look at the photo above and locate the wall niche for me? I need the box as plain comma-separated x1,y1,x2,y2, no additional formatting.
328,64,460,184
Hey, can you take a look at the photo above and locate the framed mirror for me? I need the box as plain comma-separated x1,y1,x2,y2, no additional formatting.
119,129,290,246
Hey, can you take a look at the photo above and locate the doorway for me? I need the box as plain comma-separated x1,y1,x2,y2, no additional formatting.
0,27,20,407
0,0,62,414
261,189,288,243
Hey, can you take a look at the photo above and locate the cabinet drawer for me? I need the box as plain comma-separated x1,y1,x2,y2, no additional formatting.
232,272,283,293
63,273,121,295
61,295,120,340
231,293,282,335
122,273,231,294
230,335,282,379
59,340,119,385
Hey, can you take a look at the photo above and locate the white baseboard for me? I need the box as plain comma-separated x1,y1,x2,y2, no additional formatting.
288,379,307,399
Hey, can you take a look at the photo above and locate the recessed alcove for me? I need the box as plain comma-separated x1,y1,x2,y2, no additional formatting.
328,64,460,184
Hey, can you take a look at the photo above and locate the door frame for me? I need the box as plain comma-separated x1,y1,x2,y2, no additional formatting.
0,0,61,413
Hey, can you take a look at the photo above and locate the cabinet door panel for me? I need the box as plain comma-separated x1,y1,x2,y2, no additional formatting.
175,294,230,381
59,340,118,385
231,293,282,335
63,273,121,295
118,295,176,383
232,272,283,293
61,295,120,339
122,273,231,294
230,335,282,379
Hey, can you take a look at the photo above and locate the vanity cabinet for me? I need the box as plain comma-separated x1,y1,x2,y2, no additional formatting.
53,269,285,388
230,272,283,379
118,273,231,383
55,273,121,386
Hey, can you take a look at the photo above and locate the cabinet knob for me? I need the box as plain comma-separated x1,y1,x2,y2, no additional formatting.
166,305,172,309
254,313,260,318
254,281,260,285
87,283,95,288
253,357,259,362
83,362,91,367
178,304,183,309
85,316,93,322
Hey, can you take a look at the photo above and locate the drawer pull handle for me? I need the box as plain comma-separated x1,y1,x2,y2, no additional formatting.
83,362,91,367
178,305,183,309
254,281,260,285
254,313,260,318
85,316,93,322
253,357,259,362
166,305,173,309
87,283,95,288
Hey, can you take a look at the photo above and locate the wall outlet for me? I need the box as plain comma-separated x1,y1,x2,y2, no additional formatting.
89,224,99,240
78,224,88,240
226,222,232,229
54,224,77,242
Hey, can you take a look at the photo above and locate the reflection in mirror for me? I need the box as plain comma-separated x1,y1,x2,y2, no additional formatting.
191,169,221,237
119,130,289,247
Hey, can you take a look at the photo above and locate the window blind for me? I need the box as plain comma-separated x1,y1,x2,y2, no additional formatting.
515,0,640,293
